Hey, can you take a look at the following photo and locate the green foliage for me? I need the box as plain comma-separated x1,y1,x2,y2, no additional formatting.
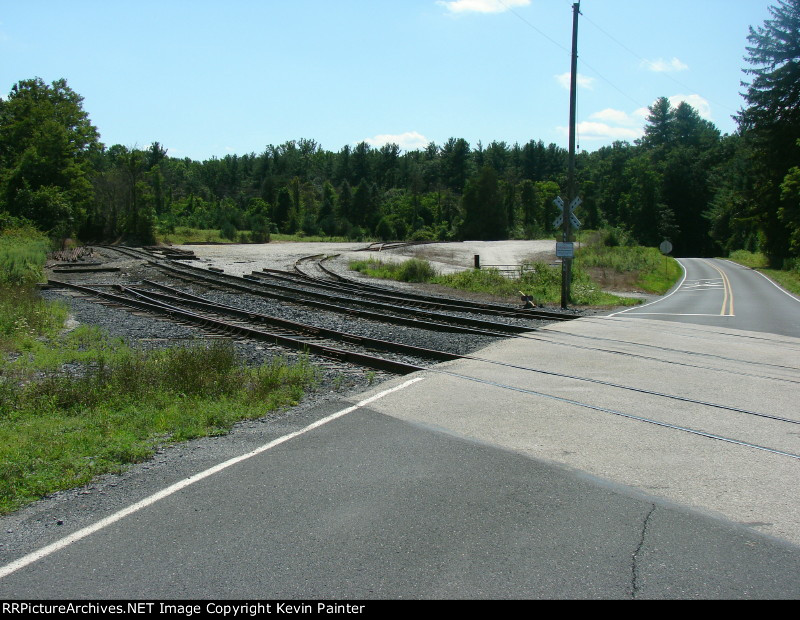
220,220,238,241
0,78,101,238
0,287,68,351
0,226,50,286
350,257,438,283
575,229,683,295
0,336,317,514
727,249,800,295
350,256,638,307
732,0,800,264
460,166,506,240
434,263,637,307
3,34,799,269
728,250,770,269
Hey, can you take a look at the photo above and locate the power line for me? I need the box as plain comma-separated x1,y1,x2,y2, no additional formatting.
496,0,571,54
498,0,647,109
581,11,738,114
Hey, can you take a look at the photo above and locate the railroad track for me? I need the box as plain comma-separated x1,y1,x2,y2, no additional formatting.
49,246,800,462
292,253,574,321
47,279,437,375
99,245,548,336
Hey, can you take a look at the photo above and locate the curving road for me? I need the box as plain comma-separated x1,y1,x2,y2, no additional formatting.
613,258,800,337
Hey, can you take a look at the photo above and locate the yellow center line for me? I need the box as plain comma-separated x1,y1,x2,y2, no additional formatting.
703,260,734,316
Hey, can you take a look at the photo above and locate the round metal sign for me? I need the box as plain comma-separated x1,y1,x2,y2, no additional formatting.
659,240,673,255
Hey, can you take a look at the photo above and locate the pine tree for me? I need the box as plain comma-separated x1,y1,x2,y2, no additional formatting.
736,0,800,263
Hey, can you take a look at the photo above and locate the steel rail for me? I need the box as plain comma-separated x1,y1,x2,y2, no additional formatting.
294,253,575,321
316,254,575,321
429,368,800,461
105,245,570,325
151,260,535,335
280,256,549,319
47,280,426,375
122,283,461,364
252,268,542,320
101,281,800,428
100,245,515,336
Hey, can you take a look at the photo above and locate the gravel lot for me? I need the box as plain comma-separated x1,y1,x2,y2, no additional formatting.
177,239,559,277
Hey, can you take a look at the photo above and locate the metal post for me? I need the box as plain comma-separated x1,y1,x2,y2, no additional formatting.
561,1,580,310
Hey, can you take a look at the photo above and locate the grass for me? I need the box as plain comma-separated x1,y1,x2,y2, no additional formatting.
726,250,800,296
575,243,682,295
348,232,684,307
727,250,769,269
350,257,438,283
0,229,320,514
349,256,641,307
0,333,318,514
0,228,50,286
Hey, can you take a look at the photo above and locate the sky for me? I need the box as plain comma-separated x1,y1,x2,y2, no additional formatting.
0,0,778,161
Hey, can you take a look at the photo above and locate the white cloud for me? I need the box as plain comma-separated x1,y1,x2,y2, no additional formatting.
667,94,713,120
555,72,595,90
641,57,688,73
589,108,636,126
363,131,430,151
437,0,530,14
558,108,646,144
559,121,642,143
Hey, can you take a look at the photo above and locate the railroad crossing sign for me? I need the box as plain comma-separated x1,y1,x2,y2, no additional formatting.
553,196,581,229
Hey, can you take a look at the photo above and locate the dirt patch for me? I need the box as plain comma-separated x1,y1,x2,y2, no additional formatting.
585,266,644,293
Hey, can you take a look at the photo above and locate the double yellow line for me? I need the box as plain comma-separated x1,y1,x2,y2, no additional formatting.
704,260,734,316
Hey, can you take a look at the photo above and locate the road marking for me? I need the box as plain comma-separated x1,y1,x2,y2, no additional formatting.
703,260,734,316
609,259,687,317
0,376,424,581
722,260,800,305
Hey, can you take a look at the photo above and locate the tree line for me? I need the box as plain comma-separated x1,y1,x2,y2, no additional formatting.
1,0,798,266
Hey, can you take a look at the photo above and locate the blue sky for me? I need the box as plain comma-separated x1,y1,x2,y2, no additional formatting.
1,0,777,160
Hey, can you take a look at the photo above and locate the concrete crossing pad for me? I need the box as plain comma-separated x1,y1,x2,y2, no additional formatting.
363,316,800,546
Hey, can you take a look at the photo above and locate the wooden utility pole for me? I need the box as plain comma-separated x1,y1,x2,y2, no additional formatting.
561,1,580,309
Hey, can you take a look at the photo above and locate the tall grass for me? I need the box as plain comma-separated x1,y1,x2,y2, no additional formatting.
349,257,639,306
727,250,769,269
727,250,800,295
0,227,67,351
350,257,438,282
435,262,637,306
0,228,49,286
575,241,681,295
0,338,318,514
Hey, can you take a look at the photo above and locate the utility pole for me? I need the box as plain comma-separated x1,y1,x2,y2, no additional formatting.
561,1,580,309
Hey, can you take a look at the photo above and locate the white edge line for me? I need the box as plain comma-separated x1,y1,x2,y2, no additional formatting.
0,376,425,581
721,259,800,304
607,258,688,317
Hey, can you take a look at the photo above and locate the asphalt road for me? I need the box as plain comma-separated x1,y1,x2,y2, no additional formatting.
612,258,800,337
1,258,799,600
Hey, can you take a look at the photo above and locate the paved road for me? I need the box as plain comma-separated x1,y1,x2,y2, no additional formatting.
613,258,800,337
2,258,799,599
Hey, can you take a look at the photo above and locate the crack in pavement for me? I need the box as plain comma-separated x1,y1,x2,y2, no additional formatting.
631,504,656,598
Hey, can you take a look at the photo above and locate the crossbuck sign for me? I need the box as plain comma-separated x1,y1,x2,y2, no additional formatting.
553,196,582,230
